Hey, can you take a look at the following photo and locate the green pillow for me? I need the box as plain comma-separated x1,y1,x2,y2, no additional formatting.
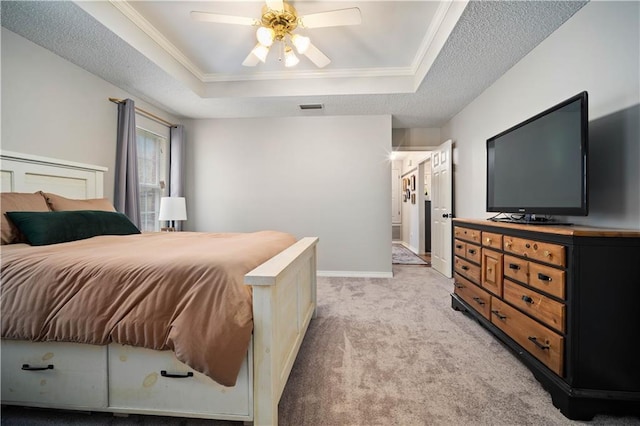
5,210,141,246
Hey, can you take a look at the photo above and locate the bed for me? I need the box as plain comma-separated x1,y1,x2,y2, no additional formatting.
0,150,318,425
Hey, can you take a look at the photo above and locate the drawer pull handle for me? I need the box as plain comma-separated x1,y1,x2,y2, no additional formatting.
486,238,492,244
472,297,485,306
543,250,551,257
525,243,531,249
491,309,507,320
21,364,54,371
508,263,521,270
456,244,463,249
468,249,477,255
537,273,552,282
528,336,550,351
454,282,465,289
505,241,512,248
522,295,534,304
461,265,469,271
160,370,194,379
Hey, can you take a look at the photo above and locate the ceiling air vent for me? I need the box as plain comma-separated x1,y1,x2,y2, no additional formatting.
299,104,324,110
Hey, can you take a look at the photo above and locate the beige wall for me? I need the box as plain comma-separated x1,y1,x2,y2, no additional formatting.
186,115,393,276
442,1,640,229
1,28,181,202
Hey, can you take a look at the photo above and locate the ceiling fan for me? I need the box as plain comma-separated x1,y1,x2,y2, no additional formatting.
191,0,362,68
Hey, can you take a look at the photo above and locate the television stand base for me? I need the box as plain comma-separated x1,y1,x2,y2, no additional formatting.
489,218,573,226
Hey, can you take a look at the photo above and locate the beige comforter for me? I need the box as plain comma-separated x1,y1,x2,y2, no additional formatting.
0,231,296,386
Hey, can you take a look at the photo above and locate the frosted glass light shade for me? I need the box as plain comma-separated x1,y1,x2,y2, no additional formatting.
284,46,299,67
291,34,310,54
256,27,275,47
158,197,187,221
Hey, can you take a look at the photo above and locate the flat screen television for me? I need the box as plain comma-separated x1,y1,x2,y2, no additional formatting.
486,91,588,222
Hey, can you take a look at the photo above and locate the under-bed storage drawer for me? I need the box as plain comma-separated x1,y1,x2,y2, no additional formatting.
107,343,252,419
1,340,107,409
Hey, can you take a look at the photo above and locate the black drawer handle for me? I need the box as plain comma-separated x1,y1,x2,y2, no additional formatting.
508,263,520,270
456,244,463,249
22,364,54,371
454,282,465,289
537,273,552,282
528,336,550,350
461,265,469,271
522,295,534,304
468,249,477,255
491,309,507,320
472,297,485,306
160,370,194,379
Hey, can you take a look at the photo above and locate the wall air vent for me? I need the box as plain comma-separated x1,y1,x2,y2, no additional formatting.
299,104,324,110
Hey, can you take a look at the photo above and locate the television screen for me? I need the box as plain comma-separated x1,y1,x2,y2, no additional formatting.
486,92,588,218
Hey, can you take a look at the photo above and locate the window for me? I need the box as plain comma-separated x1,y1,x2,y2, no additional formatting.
136,127,169,232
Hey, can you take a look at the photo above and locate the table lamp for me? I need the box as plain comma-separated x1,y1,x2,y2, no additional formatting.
158,197,187,231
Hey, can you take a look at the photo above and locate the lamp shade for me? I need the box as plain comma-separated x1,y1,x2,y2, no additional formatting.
158,197,187,221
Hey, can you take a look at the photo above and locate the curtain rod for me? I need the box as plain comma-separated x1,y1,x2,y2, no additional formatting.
109,97,176,128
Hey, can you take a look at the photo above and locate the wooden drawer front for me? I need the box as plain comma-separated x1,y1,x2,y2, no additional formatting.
490,299,564,376
503,236,566,267
454,226,481,244
454,256,481,283
1,340,107,408
454,239,466,258
528,262,566,300
481,248,503,297
465,243,481,264
454,273,491,320
503,279,566,333
482,231,503,250
504,255,529,284
108,343,252,417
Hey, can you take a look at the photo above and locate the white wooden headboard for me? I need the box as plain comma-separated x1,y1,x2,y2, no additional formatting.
0,151,107,199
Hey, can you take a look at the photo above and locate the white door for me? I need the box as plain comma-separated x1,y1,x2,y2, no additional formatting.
391,167,401,224
431,139,453,278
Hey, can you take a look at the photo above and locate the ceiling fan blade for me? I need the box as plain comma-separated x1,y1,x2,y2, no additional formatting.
303,43,331,68
265,0,284,12
299,8,361,29
242,48,261,67
191,11,259,26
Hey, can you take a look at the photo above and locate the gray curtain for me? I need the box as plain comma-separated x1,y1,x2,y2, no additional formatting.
169,124,185,230
114,99,141,228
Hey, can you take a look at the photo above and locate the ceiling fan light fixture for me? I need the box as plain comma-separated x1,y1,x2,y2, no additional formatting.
256,26,275,47
252,44,270,63
284,46,299,67
291,34,310,54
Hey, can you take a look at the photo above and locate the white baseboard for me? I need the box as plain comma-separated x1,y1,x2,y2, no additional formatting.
318,270,393,279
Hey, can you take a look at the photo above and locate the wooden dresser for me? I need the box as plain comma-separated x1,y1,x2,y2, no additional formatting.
451,218,640,420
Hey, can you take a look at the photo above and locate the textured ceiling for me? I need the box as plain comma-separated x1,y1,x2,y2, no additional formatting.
1,1,587,128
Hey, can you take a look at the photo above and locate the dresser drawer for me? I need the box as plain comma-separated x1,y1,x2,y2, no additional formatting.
482,231,503,250
1,340,108,409
503,279,566,333
454,239,466,258
454,256,481,283
465,243,481,264
108,343,251,417
454,226,481,244
504,255,529,284
454,273,491,320
529,262,566,300
481,248,503,297
503,236,566,267
491,299,564,376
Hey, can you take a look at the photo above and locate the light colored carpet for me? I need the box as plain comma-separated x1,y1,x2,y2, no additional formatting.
392,244,428,265
2,266,638,425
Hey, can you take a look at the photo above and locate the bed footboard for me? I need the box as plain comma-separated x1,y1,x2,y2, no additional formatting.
245,237,318,426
